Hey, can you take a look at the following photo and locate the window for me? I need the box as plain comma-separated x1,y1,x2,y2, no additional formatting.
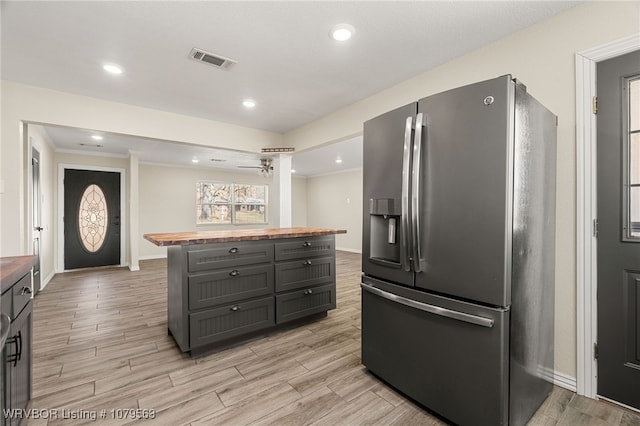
625,77,640,240
78,184,108,252
196,181,267,225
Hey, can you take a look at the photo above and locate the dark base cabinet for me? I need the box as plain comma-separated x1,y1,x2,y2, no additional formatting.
1,271,33,426
167,236,337,356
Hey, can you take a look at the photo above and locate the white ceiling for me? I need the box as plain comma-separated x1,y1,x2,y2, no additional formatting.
2,1,578,177
38,124,363,177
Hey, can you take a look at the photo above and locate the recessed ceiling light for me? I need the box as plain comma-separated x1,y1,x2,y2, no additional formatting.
291,169,296,174
192,158,199,163
103,63,123,74
91,135,103,141
335,158,343,164
243,99,256,108
330,24,355,41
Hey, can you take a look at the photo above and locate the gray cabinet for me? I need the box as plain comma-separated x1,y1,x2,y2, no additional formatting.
189,296,275,347
167,236,337,356
275,256,335,292
276,283,336,323
274,238,334,261
187,243,273,272
274,236,336,323
188,264,274,310
1,272,32,426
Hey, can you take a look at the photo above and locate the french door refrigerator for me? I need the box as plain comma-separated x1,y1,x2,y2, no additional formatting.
361,75,556,426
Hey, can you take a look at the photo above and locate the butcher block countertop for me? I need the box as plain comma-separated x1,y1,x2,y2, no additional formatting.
0,255,35,294
144,227,347,246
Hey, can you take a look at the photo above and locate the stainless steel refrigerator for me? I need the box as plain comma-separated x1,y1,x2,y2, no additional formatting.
361,75,556,426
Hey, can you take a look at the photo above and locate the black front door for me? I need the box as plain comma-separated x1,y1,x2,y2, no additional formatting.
64,169,121,270
597,50,640,410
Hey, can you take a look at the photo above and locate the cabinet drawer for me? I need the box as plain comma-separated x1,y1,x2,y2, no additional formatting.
189,297,274,347
187,243,273,272
275,256,335,292
276,283,336,323
274,237,334,261
188,264,274,310
11,274,32,319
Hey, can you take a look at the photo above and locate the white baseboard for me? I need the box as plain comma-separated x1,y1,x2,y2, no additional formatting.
129,265,140,272
336,247,362,254
552,371,577,393
138,254,168,260
39,270,56,291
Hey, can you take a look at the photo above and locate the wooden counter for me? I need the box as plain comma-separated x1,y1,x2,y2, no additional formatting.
144,228,346,357
144,227,347,246
1,256,35,295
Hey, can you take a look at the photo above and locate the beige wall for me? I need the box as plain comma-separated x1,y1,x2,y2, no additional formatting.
0,81,283,257
291,176,308,227
306,169,362,252
139,164,276,259
283,1,640,380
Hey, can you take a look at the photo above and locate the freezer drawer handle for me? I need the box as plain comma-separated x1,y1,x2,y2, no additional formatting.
361,283,494,328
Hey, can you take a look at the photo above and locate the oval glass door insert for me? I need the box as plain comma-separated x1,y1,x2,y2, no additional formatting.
78,184,108,252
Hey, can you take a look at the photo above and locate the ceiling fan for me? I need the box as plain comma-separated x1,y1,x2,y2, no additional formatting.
238,158,273,177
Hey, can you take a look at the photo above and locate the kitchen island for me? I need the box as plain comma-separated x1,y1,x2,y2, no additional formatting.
144,227,346,357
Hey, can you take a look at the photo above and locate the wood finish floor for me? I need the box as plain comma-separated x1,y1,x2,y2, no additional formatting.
25,251,640,425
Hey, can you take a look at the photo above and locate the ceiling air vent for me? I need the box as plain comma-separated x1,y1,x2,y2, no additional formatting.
189,48,236,69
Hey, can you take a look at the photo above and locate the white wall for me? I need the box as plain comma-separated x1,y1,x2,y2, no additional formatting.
138,164,276,259
283,1,640,381
306,169,362,252
291,176,308,227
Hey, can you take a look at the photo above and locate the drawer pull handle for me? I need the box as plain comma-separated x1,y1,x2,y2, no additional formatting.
304,289,313,295
16,331,22,361
6,334,20,367
229,247,239,254
302,241,312,247
230,305,241,312
303,260,312,266
229,270,240,277
20,287,32,296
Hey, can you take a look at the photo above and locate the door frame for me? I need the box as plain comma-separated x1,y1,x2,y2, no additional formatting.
57,164,126,272
576,33,640,400
31,145,41,295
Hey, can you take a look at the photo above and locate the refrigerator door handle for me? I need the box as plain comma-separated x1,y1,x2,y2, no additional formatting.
401,115,414,272
411,113,425,272
361,282,495,328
